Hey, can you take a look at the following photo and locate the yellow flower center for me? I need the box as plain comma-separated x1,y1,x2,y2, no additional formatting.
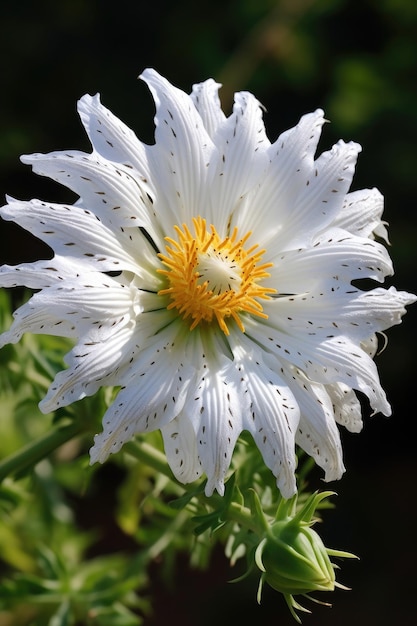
157,217,276,335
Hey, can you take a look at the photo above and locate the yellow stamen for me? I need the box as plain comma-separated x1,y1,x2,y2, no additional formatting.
158,217,276,335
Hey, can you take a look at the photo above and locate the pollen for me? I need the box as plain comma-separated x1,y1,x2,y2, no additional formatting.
157,216,276,335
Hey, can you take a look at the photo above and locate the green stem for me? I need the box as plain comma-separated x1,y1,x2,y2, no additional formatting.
123,439,176,481
228,500,260,533
0,420,85,483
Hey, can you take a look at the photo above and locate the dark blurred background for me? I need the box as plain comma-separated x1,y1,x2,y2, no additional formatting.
0,0,416,624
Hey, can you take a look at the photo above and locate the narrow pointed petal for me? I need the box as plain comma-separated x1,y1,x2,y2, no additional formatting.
276,361,345,481
78,93,153,179
89,335,193,463
246,316,391,416
182,335,245,496
161,415,203,484
263,286,414,350
266,231,393,292
330,187,389,242
21,150,161,243
1,197,158,284
327,383,363,433
0,296,79,347
246,137,361,252
0,269,150,350
234,109,325,246
230,335,300,498
0,256,92,290
140,68,214,226
190,78,226,138
208,91,270,230
41,320,138,413
290,140,362,242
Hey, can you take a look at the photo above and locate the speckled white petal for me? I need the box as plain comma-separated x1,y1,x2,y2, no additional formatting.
161,414,203,485
0,272,140,348
21,150,161,243
190,78,226,138
41,320,137,413
250,139,361,253
140,68,214,226
0,297,78,347
266,231,393,293
263,286,415,347
89,335,193,463
0,256,92,289
182,338,245,496
246,316,391,416
207,91,269,231
1,197,159,284
304,337,391,415
230,334,299,498
274,360,345,481
78,93,154,180
331,188,389,242
290,140,361,240
1,267,162,345
346,287,416,332
361,334,378,358
42,307,173,415
326,383,363,433
233,109,325,246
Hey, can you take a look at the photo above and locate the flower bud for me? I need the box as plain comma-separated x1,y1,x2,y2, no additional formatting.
256,518,335,595
253,491,356,621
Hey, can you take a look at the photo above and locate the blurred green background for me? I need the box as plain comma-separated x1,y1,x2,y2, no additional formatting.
0,0,416,624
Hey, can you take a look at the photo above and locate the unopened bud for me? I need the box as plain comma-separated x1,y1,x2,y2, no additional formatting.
254,491,356,622
256,518,335,595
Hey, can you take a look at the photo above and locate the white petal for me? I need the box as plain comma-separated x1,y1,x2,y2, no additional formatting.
1,197,159,284
0,256,92,290
263,285,415,348
289,140,362,241
0,295,78,347
266,231,393,292
190,78,226,138
331,188,389,242
41,320,138,412
182,333,245,496
90,332,193,463
275,361,345,481
161,415,203,485
230,334,299,498
22,275,140,325
234,109,325,246
21,150,161,244
347,287,416,332
326,383,363,433
0,283,97,347
361,334,378,358
246,316,391,416
0,270,159,351
208,90,270,231
248,138,361,252
78,93,153,179
140,68,214,226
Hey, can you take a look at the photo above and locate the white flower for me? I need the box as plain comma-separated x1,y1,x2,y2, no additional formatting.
0,69,414,497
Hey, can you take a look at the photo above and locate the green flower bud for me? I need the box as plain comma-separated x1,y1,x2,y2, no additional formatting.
253,491,356,622
256,519,335,595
